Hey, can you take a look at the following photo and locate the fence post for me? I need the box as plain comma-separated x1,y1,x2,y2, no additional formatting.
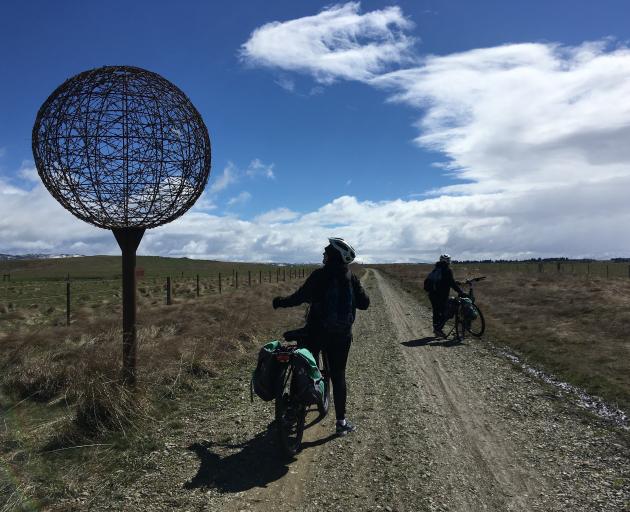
235,271,239,289
248,271,251,287
196,274,200,297
259,270,262,284
166,276,172,305
218,273,222,294
66,281,71,326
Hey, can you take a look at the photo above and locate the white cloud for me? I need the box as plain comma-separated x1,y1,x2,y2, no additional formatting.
227,191,252,206
18,161,39,182
209,162,239,194
274,75,296,92
245,158,275,179
240,2,416,84
240,5,630,261
254,207,299,224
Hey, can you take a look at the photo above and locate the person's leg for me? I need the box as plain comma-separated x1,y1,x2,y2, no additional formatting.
429,294,439,329
324,334,352,421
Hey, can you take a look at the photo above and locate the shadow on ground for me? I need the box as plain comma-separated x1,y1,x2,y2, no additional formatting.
401,337,462,348
184,423,337,492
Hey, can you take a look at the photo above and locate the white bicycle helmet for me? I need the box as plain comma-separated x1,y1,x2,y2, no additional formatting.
328,237,356,264
439,254,451,264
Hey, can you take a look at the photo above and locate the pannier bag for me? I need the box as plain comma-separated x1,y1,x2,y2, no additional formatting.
461,297,478,320
446,297,458,319
292,348,325,407
252,340,282,401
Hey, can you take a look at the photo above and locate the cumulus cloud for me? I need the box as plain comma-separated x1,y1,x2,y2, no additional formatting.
240,2,416,84
239,4,630,260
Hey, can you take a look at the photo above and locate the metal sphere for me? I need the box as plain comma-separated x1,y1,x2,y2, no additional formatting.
32,66,211,229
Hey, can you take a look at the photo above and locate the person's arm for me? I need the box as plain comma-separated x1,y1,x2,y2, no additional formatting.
273,270,319,308
352,274,370,310
447,268,464,295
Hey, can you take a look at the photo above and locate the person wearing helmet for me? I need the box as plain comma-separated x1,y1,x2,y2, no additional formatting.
272,238,370,436
424,254,464,337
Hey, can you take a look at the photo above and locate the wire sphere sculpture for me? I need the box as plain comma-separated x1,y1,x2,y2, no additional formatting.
32,66,211,229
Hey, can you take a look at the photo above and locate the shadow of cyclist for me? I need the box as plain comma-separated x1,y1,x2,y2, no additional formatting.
184,426,289,492
401,337,463,348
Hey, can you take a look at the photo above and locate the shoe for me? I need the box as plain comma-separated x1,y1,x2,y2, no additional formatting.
336,419,357,436
433,328,446,338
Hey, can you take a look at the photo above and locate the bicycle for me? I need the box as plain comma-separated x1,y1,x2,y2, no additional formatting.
273,328,330,457
445,276,486,341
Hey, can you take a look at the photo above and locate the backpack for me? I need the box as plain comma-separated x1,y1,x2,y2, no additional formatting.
322,276,355,334
251,340,281,401
423,267,443,293
291,348,325,407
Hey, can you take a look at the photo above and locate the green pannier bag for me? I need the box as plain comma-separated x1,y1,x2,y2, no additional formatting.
461,297,478,320
292,348,325,407
251,340,282,401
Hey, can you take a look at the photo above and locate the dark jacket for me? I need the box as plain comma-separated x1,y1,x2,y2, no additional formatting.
275,264,370,332
429,261,463,300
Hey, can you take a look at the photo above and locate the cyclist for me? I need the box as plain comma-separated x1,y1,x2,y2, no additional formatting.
272,238,370,436
424,254,464,337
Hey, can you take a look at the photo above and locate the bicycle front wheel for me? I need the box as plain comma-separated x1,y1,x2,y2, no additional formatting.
275,368,306,457
467,305,485,337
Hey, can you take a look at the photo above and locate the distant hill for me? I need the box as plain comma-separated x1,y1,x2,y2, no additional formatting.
0,253,83,261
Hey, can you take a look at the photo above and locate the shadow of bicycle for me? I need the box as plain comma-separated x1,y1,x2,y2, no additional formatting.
184,426,289,492
184,422,339,492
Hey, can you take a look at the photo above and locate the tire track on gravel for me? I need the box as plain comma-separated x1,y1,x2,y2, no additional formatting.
374,269,545,511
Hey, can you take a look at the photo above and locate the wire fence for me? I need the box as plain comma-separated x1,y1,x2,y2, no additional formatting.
0,266,311,325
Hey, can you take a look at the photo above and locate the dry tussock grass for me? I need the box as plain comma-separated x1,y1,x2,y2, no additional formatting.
379,264,630,411
0,279,307,446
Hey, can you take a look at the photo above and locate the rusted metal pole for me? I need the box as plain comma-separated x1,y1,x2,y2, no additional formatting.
236,271,239,288
218,273,222,294
166,276,172,305
113,227,145,386
196,274,200,297
248,271,251,287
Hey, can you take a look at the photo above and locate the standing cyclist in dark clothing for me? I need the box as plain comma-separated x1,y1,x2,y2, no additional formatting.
272,238,370,436
424,254,464,337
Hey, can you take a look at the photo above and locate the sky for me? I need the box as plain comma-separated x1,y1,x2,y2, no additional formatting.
2,1,630,262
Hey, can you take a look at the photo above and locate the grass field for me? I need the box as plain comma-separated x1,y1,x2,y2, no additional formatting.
0,257,315,329
376,262,630,414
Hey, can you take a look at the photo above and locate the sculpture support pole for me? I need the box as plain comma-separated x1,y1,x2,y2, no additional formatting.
113,227,145,386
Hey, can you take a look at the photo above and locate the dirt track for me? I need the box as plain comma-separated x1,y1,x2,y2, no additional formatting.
85,269,629,512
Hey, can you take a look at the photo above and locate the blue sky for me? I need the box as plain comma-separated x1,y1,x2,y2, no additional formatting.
2,1,630,262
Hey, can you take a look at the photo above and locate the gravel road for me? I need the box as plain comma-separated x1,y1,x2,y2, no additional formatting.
83,269,629,512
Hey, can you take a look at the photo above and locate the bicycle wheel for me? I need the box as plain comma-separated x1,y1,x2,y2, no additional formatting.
467,304,485,337
318,352,331,417
455,308,467,341
275,367,306,457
